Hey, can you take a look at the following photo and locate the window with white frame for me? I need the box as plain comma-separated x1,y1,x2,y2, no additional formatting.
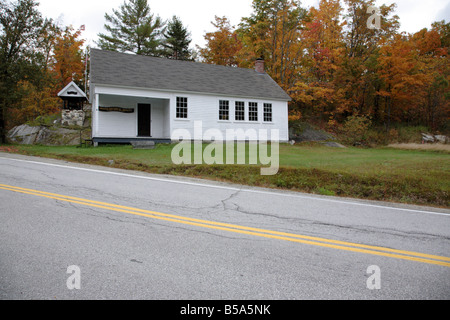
219,100,229,120
263,103,272,122
176,97,188,119
235,101,245,121
249,102,258,121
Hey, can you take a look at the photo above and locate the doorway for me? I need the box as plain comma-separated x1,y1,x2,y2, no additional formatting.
137,104,151,137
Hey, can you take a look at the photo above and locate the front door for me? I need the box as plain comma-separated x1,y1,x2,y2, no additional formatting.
137,104,151,137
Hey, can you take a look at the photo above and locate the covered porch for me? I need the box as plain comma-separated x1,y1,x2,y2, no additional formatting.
92,93,171,145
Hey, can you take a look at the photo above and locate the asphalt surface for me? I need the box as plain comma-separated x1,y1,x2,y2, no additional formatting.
0,152,449,300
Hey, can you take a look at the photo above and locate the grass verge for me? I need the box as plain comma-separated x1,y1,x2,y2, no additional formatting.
1,143,448,208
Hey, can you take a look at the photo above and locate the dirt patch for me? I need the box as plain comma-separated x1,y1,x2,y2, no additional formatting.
388,143,450,152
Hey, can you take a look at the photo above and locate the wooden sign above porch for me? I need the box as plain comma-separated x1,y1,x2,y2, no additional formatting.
99,106,134,113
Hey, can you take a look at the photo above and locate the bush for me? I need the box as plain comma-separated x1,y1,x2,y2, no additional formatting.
397,126,429,143
388,128,399,143
340,114,372,145
365,128,388,145
26,114,60,127
363,125,431,145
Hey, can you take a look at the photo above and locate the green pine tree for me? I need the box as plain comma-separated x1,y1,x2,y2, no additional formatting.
97,0,165,56
163,16,193,60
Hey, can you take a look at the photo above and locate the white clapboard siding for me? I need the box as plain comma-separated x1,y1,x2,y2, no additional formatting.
92,85,288,141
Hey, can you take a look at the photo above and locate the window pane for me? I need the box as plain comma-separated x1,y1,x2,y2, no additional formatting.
219,100,229,120
176,97,188,119
264,103,272,122
249,102,258,121
235,101,244,121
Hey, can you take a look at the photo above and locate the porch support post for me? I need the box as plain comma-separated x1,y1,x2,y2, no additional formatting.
93,93,99,140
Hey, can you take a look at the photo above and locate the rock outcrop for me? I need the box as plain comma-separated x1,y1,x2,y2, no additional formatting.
7,124,90,146
421,133,449,144
289,122,336,142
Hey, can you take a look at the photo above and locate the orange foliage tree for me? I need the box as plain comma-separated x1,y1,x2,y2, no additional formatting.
9,24,87,126
198,16,242,67
51,26,86,91
411,24,450,130
14,80,60,122
172,0,450,132
291,0,346,121
236,0,307,90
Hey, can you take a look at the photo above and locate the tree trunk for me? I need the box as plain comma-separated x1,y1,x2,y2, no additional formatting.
386,96,391,132
373,84,380,123
0,101,5,144
0,75,7,144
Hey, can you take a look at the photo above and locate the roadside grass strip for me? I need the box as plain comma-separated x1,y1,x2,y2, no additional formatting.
1,183,450,268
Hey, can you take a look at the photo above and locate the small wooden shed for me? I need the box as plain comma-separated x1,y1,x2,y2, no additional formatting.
57,81,87,110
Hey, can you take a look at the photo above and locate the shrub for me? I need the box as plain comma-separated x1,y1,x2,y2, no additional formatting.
397,126,429,143
365,128,388,145
388,128,399,143
340,114,372,145
26,114,60,127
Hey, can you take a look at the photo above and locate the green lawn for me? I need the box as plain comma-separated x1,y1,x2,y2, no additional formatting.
2,143,449,207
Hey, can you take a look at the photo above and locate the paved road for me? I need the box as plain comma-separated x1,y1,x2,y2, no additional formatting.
0,152,449,300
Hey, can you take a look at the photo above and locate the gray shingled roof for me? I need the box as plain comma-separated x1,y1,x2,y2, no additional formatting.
90,49,291,101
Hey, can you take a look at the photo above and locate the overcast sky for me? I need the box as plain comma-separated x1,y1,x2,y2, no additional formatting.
35,0,450,49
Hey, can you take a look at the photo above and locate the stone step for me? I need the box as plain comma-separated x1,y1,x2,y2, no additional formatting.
131,141,156,149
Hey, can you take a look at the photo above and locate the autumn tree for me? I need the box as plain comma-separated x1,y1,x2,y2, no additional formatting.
342,5,385,121
13,78,59,123
410,24,449,130
333,0,400,120
428,21,450,130
196,0,449,134
198,16,242,67
10,24,85,126
13,21,62,124
0,0,47,142
343,0,399,59
291,0,346,121
52,26,85,90
376,34,426,130
97,0,165,56
237,0,307,89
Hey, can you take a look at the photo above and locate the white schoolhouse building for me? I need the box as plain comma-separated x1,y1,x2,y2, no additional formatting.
89,49,291,144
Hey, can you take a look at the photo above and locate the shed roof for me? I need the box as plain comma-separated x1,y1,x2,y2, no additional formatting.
90,49,291,101
57,81,87,100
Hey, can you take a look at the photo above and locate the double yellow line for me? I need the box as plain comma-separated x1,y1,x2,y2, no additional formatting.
1,183,450,268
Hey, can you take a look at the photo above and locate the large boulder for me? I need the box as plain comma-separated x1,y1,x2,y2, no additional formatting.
434,135,449,144
7,125,42,144
421,133,449,144
289,122,335,142
7,124,89,146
